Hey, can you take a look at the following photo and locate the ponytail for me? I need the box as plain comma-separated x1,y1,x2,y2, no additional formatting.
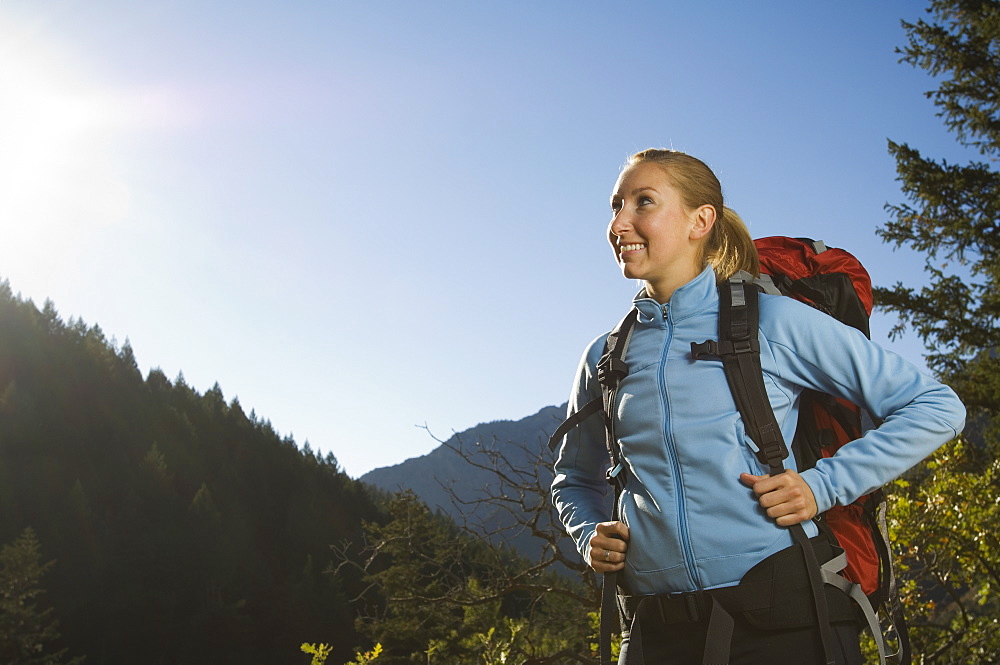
705,206,759,280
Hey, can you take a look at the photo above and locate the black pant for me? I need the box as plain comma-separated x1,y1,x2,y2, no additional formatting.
618,612,863,665
615,536,867,664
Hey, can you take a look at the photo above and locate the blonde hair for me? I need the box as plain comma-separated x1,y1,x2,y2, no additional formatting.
627,149,759,279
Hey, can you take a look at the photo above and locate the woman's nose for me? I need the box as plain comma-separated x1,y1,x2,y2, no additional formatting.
609,210,631,238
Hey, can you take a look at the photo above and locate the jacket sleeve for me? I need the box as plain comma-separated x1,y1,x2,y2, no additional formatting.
759,296,967,514
550,335,613,563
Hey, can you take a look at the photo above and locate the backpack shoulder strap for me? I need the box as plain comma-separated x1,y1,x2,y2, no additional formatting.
547,399,601,452
547,308,639,456
546,307,639,665
598,308,639,487
691,276,788,475
596,309,639,665
692,276,841,664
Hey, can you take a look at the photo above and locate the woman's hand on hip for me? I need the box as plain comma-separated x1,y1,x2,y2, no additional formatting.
740,470,818,526
589,521,629,573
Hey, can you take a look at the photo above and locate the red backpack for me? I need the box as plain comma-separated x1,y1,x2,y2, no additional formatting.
734,236,907,662
755,236,884,595
689,236,907,664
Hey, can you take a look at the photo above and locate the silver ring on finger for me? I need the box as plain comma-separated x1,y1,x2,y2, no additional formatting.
604,549,612,561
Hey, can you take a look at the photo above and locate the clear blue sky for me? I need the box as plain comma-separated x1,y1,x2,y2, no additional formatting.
0,1,967,477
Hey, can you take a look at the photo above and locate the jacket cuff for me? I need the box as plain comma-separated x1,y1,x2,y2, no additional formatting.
800,468,835,514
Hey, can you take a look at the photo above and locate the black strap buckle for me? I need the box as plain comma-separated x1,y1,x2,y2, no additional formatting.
692,338,761,360
655,591,706,623
690,340,717,359
754,423,789,468
597,356,628,388
684,593,704,622
731,338,756,354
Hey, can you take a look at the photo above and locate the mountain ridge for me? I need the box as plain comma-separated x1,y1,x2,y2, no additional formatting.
360,404,566,512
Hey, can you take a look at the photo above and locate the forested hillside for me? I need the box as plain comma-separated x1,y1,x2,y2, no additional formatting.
0,282,384,664
0,280,601,665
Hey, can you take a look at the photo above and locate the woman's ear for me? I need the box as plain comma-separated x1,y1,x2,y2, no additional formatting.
689,204,716,240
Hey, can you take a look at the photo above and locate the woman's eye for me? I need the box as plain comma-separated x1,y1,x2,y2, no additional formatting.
638,196,653,206
611,200,622,214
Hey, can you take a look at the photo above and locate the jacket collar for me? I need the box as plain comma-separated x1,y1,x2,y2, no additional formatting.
632,265,719,321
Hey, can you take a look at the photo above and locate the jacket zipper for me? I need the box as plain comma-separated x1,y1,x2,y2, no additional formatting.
659,302,702,589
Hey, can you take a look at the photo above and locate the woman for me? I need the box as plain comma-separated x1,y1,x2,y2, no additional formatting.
550,149,966,664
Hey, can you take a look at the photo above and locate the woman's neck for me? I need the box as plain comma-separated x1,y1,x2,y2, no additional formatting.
645,264,705,304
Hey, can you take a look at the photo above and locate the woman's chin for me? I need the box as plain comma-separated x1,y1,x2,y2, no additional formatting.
620,266,643,281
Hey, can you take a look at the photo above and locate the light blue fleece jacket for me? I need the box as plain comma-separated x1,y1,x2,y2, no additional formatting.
551,265,966,596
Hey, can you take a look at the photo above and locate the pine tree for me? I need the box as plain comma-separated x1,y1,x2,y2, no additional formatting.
877,0,1000,419
0,528,83,665
875,3,1000,661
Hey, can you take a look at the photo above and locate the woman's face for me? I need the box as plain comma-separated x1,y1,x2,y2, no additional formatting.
608,161,712,299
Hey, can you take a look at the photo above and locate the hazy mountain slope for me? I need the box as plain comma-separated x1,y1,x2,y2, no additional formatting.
360,404,575,560
360,405,564,509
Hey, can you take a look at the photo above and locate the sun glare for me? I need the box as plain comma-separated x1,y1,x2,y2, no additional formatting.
0,16,194,262
0,25,132,248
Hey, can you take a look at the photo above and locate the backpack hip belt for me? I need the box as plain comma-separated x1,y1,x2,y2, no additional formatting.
618,535,861,664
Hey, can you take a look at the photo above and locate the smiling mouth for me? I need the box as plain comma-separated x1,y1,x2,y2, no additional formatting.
620,243,646,254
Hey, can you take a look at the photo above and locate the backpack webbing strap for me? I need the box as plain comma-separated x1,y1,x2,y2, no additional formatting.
692,279,789,474
547,309,639,455
703,596,736,665
821,550,888,665
597,308,639,665
546,307,639,665
859,409,910,664
871,493,912,665
600,570,619,665
693,277,838,665
622,584,771,665
547,398,601,452
790,522,838,665
600,308,639,493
